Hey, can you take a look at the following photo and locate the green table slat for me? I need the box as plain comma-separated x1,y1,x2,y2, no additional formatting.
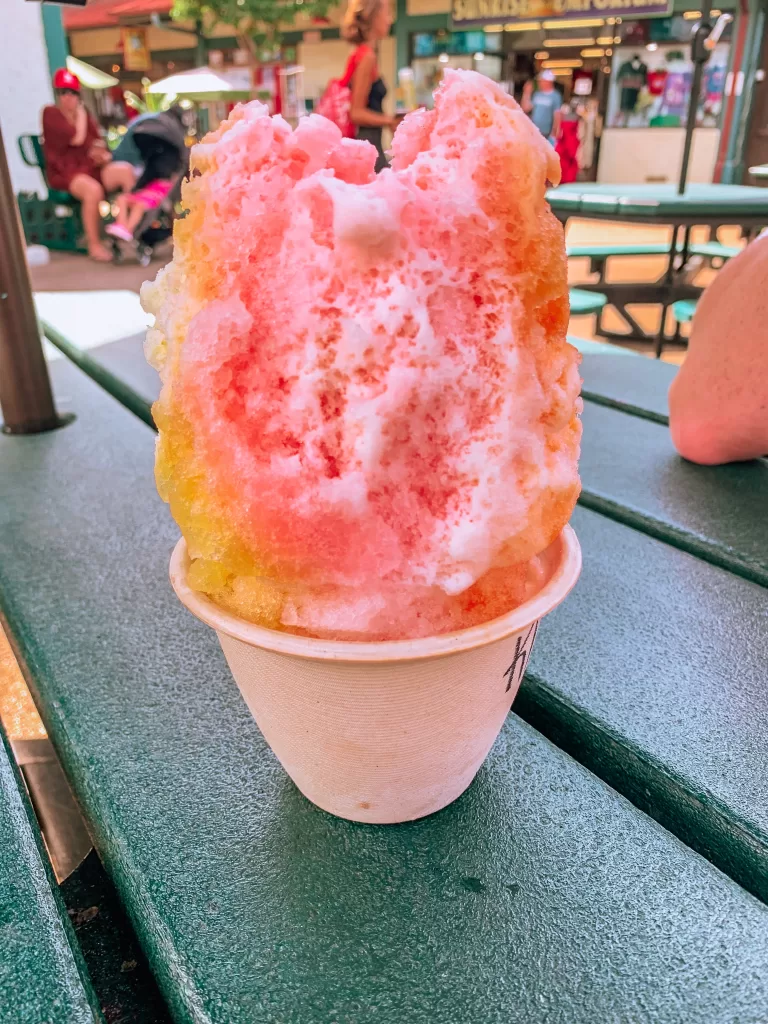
691,242,741,261
3,361,768,1024
518,504,768,903
568,336,638,357
54,335,652,433
43,326,156,428
0,727,101,1024
567,242,740,261
579,401,768,586
48,336,762,585
549,183,768,219
579,352,675,425
567,242,674,258
569,288,607,315
672,299,698,323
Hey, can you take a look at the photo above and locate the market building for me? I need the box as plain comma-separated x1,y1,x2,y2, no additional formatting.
402,0,764,183
33,0,768,183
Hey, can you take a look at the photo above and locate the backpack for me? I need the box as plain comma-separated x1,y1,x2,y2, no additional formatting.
316,46,373,138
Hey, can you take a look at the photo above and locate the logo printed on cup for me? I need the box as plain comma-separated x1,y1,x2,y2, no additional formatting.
502,620,539,694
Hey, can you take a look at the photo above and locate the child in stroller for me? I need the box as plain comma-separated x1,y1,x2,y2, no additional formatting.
106,107,188,264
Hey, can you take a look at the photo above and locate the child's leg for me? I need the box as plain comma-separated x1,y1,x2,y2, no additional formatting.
125,199,150,235
113,192,131,228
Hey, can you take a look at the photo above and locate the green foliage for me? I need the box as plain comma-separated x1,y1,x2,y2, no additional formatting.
124,81,177,114
171,0,334,47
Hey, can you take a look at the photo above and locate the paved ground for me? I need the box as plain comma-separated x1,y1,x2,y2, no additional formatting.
30,243,171,295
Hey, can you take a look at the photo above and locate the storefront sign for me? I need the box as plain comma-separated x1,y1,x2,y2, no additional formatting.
121,27,151,73
452,0,671,27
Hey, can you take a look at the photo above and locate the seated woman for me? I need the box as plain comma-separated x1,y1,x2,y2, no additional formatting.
42,68,136,261
669,233,768,465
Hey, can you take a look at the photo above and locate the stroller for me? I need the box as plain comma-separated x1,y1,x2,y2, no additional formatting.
110,108,189,266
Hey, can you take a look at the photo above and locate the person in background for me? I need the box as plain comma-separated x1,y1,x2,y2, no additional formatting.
668,233,768,465
341,0,398,172
105,176,173,243
555,98,582,184
42,69,136,262
106,107,188,243
522,69,561,146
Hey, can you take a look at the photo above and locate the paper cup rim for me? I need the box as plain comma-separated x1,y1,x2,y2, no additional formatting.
169,525,581,663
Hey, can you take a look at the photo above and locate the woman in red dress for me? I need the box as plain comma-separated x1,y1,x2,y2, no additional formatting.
42,69,136,261
555,102,581,186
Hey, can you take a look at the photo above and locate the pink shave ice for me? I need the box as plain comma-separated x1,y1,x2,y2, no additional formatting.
142,68,582,641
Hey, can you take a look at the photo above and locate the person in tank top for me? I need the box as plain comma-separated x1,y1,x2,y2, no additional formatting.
341,0,398,172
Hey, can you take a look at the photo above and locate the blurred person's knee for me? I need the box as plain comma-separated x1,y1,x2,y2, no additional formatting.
102,161,136,192
69,173,104,203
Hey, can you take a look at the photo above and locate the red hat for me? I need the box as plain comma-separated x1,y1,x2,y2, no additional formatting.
53,68,81,92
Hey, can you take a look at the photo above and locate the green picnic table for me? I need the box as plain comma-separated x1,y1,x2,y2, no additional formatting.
550,183,767,355
4,331,768,1021
4,357,768,1023
549,183,768,225
0,725,100,1024
40,330,671,429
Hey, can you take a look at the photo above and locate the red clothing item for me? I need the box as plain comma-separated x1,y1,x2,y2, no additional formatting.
42,105,103,192
556,120,580,185
647,70,668,96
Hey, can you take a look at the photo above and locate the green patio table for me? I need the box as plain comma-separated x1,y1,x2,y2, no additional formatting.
547,183,768,355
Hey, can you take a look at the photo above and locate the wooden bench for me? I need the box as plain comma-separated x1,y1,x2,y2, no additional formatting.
4,358,768,1022
0,723,100,1024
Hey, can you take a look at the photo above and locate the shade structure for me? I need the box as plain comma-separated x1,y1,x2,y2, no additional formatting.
66,56,119,90
146,66,252,102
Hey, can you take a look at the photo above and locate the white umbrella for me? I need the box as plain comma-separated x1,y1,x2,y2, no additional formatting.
66,56,118,90
146,66,252,102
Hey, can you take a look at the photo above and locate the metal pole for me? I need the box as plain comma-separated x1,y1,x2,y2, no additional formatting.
678,0,713,195
0,123,63,434
678,60,706,194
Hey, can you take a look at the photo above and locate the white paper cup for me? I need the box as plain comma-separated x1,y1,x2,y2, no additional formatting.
170,526,581,824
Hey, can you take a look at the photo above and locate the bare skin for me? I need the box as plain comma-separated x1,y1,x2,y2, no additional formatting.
56,92,136,260
112,192,150,236
68,173,112,261
349,1,398,131
668,233,768,465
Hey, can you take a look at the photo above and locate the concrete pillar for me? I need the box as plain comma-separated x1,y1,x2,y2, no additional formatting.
41,4,69,76
396,0,409,73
